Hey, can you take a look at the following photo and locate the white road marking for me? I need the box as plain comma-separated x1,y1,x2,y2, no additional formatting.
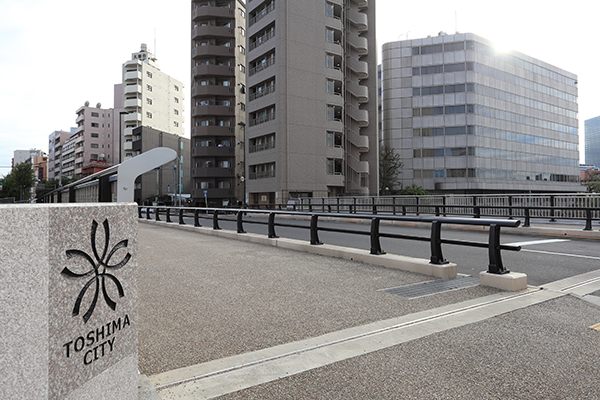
506,239,570,247
520,249,600,261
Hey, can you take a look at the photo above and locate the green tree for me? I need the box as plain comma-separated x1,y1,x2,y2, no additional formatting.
582,172,600,193
379,145,403,195
0,162,35,200
399,184,429,196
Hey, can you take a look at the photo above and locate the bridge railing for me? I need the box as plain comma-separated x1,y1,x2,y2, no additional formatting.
247,194,600,230
138,206,522,275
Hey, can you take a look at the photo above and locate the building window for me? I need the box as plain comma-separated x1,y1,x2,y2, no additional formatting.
146,84,152,92
91,112,99,117
147,71,153,78
240,27,245,36
174,121,179,127
174,109,179,115
200,120,210,126
91,144,99,148
91,122,99,127
174,85,180,91
239,45,246,54
239,102,245,111
239,64,246,73
146,112,152,118
91,133,99,138
174,97,179,103
147,98,153,105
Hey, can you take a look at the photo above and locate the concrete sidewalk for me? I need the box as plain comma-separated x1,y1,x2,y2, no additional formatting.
137,221,600,399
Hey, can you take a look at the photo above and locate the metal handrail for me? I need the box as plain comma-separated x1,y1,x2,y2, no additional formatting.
138,206,521,275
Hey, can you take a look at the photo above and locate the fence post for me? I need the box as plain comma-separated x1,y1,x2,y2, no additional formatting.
474,206,481,218
488,224,509,274
146,207,151,220
179,208,185,225
584,209,593,231
337,197,340,213
155,207,161,222
507,196,513,219
237,211,246,233
372,197,377,214
322,198,326,213
523,208,531,227
69,187,76,203
310,215,322,245
369,218,385,255
402,205,406,216
352,197,357,214
268,212,279,238
194,209,201,227
166,208,172,223
212,210,221,230
392,197,397,215
550,195,556,222
442,196,447,217
415,196,420,216
98,175,111,202
435,206,440,217
430,221,448,265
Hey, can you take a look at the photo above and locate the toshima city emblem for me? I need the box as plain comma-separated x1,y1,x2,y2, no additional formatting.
62,219,131,323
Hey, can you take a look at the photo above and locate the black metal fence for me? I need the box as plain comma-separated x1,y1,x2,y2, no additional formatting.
248,194,600,231
139,206,521,275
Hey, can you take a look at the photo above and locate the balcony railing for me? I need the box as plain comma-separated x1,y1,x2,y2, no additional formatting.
249,84,275,101
249,30,275,51
249,111,276,127
249,3,275,26
249,140,276,153
249,58,275,76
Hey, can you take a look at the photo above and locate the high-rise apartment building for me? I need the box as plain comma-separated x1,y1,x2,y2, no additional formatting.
585,116,600,169
48,130,73,180
382,32,580,193
190,0,247,207
245,0,378,205
122,44,185,161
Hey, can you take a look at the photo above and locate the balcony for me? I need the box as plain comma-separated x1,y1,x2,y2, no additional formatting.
249,3,275,27
124,142,133,151
346,80,369,103
192,45,234,59
124,98,142,109
325,146,344,159
324,173,345,186
124,84,142,96
192,146,234,157
192,26,234,40
249,170,276,180
348,106,369,127
192,85,234,97
347,32,368,55
249,58,275,77
192,6,234,21
192,105,235,117
192,167,234,178
192,64,234,77
124,127,135,137
249,84,275,102
249,30,275,52
347,57,368,79
249,112,276,127
348,155,369,174
347,8,368,31
249,140,276,153
353,0,368,8
124,112,142,123
76,114,85,123
124,71,142,82
191,125,234,136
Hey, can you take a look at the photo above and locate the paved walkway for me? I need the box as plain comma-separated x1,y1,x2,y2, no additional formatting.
137,220,600,399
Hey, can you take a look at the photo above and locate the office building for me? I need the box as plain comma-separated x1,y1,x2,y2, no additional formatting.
245,0,378,205
122,44,185,161
190,0,247,206
585,116,600,170
381,32,580,193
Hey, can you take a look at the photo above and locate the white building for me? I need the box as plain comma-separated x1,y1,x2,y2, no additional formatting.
121,44,185,160
382,32,581,194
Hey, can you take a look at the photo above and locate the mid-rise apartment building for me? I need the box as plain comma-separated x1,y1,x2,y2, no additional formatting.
122,44,185,161
381,32,580,193
50,103,119,181
245,0,378,205
190,0,247,206
48,130,73,180
585,116,600,169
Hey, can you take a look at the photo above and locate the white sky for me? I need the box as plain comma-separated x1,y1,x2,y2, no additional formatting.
1,0,598,177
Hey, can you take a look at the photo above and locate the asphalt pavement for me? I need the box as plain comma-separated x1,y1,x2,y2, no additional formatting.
137,219,600,399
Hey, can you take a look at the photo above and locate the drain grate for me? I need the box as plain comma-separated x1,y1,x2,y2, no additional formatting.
381,277,480,299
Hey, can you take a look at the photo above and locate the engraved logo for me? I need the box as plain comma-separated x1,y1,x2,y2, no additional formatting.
62,219,131,323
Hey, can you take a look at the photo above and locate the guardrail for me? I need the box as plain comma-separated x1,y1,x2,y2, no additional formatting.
247,196,600,231
138,206,521,275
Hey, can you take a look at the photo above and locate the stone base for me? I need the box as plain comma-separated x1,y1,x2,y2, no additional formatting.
479,271,528,291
